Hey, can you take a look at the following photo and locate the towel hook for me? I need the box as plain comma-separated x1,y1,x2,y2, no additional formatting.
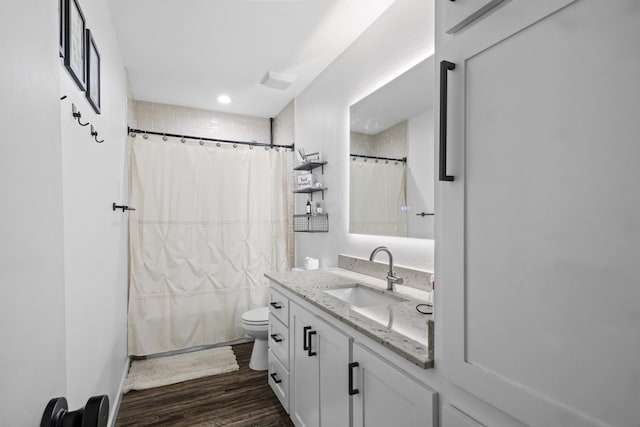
112,203,135,212
90,125,104,143
72,104,90,127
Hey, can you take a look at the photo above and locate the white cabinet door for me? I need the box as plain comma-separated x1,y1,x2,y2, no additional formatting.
315,315,350,427
290,303,320,427
290,302,351,427
436,1,640,426
441,405,484,427
352,343,437,427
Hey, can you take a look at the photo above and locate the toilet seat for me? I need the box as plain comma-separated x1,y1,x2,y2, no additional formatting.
241,307,269,325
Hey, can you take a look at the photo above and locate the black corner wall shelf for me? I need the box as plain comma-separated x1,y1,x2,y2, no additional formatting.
293,187,327,201
294,161,327,174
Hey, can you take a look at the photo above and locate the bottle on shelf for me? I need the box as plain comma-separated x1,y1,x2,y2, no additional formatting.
306,200,312,215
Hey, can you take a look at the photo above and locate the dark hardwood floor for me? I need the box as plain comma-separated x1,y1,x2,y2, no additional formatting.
116,343,294,427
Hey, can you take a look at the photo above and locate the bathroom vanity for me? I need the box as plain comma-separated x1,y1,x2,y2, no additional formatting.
265,268,437,427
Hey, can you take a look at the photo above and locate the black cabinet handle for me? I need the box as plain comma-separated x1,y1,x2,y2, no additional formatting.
348,362,360,395
303,326,311,351
270,301,282,309
270,333,283,343
270,372,282,384
439,60,456,181
307,330,317,356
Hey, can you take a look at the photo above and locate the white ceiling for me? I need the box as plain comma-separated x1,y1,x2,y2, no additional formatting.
107,0,396,118
350,55,434,135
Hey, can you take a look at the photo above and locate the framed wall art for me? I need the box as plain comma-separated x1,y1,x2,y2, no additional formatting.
58,0,65,57
85,29,101,114
64,0,86,91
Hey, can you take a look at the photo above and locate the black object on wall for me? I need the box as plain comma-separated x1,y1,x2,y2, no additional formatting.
439,60,456,182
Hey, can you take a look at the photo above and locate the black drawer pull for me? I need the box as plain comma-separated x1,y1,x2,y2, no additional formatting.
270,372,282,384
270,301,283,310
270,333,283,343
348,362,360,395
307,330,317,357
303,326,311,350
439,60,456,182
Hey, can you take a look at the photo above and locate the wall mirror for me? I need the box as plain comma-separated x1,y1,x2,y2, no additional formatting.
349,56,434,239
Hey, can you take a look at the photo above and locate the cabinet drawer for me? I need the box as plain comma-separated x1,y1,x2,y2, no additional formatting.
268,349,289,413
268,313,289,369
442,405,485,427
269,287,289,326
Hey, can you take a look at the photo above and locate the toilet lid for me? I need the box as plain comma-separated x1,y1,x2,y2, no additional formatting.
242,306,269,324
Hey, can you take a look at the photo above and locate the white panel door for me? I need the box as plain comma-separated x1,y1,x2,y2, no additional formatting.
437,1,640,426
442,0,508,34
352,343,437,427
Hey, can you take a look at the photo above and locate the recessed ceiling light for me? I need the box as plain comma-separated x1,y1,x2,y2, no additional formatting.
217,94,231,104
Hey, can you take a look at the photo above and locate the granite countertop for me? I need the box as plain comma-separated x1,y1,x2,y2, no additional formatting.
265,268,434,369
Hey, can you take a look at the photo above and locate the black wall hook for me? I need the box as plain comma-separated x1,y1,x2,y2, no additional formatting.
113,203,135,212
72,103,90,126
90,125,104,143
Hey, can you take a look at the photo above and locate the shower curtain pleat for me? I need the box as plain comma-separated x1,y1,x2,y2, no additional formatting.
128,136,290,356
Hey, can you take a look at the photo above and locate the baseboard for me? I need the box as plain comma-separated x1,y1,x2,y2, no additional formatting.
108,356,131,427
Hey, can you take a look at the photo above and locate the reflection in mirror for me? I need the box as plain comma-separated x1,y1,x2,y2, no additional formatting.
349,56,434,239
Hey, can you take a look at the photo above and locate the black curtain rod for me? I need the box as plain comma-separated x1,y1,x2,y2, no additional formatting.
127,127,295,150
350,153,407,163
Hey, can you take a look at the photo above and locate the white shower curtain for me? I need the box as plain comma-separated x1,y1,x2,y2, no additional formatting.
350,159,408,237
128,136,290,356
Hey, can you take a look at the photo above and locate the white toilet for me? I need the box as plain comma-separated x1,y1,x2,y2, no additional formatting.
241,306,269,371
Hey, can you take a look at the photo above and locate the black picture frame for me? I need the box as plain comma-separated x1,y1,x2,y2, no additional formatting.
64,0,86,91
86,29,101,114
58,0,65,58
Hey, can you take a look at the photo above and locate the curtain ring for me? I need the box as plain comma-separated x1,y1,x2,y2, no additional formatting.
129,132,137,137
180,137,186,143
162,134,168,141
199,140,204,146
143,133,148,140
216,142,221,147
233,143,237,148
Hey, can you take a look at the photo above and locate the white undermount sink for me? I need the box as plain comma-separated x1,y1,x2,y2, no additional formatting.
323,284,405,307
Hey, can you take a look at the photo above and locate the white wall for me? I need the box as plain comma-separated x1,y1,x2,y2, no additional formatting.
407,109,434,239
273,101,297,268
294,0,435,271
59,0,130,418
0,2,67,425
0,0,130,424
132,100,270,142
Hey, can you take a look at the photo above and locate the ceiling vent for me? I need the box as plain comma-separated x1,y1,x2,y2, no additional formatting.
260,71,297,90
